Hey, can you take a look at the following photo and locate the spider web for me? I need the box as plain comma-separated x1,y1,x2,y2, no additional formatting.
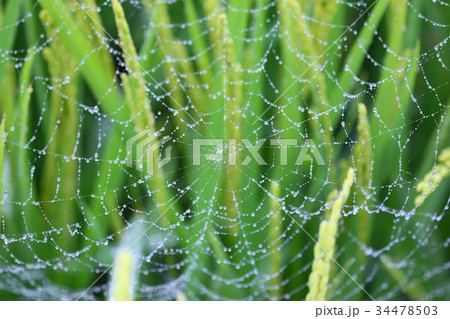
0,0,449,300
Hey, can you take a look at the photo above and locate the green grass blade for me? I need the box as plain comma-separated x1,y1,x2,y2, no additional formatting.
306,168,354,301
0,0,24,90
155,2,205,118
284,0,334,180
226,0,253,62
352,103,372,245
109,250,135,300
111,0,152,130
112,0,183,279
240,0,268,222
329,0,390,108
9,50,46,262
87,129,125,240
277,0,305,147
108,220,144,301
24,0,47,116
39,9,79,251
312,0,337,52
404,0,424,50
38,0,126,121
15,49,35,186
381,255,426,300
416,98,450,179
0,62,16,128
184,0,212,89
221,16,243,240
371,0,408,185
0,114,6,227
139,0,161,72
415,148,450,207
348,103,373,299
268,181,282,299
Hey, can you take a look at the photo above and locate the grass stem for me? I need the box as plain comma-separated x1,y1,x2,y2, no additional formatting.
306,168,354,301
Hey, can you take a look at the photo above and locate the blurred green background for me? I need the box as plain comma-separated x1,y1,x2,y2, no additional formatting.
0,0,449,300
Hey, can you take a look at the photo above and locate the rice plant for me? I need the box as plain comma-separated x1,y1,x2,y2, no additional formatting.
0,0,449,301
